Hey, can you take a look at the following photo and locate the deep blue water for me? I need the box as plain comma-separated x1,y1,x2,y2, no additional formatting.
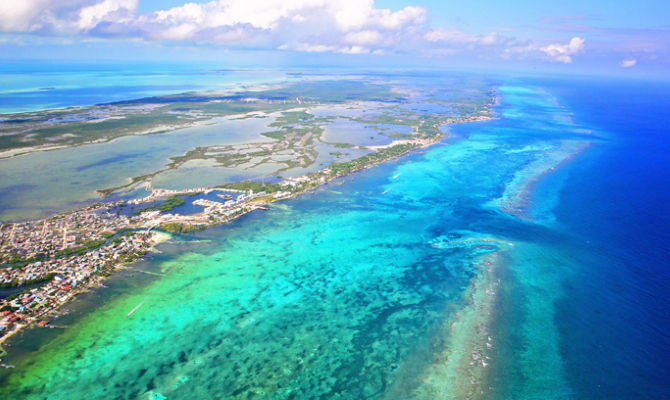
1,72,668,399
529,77,670,398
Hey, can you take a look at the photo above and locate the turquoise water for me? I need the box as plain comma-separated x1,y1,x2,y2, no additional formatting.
2,77,668,399
0,82,588,398
0,63,289,114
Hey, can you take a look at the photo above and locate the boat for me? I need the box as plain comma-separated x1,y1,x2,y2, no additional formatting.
126,299,146,317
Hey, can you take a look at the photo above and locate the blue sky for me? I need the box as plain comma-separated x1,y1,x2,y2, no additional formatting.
1,0,668,75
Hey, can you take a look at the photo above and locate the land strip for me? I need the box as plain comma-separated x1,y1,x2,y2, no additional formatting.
0,81,496,353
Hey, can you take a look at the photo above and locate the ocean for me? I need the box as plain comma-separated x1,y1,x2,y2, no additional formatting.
527,77,670,398
0,72,668,399
0,63,289,114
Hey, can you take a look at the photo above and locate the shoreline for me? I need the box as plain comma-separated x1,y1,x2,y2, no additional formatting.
0,117,214,161
0,231,169,349
0,108,495,354
0,120,473,349
0,107,280,162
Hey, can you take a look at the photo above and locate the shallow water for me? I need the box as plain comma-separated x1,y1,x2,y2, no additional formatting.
0,64,289,114
2,76,668,399
322,119,410,147
0,116,273,221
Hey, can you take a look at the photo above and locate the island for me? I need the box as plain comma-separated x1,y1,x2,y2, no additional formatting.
0,77,496,351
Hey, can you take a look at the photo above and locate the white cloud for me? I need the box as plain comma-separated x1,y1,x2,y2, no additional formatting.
149,0,424,38
156,22,198,41
124,0,428,56
0,0,50,31
279,42,371,55
0,0,593,64
153,0,291,31
340,45,369,54
279,43,336,53
77,0,137,31
540,37,585,63
291,14,306,23
620,58,637,67
366,5,426,30
344,30,383,46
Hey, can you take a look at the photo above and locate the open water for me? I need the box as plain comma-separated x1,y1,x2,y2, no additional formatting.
1,74,668,399
0,63,288,114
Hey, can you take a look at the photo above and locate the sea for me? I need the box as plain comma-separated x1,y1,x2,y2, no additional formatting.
0,66,668,399
0,62,289,114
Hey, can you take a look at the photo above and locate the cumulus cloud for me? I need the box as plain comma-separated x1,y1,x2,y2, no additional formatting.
77,0,137,30
501,37,586,64
620,58,637,67
540,37,585,63
0,0,593,64
344,30,384,46
145,0,426,42
0,0,50,32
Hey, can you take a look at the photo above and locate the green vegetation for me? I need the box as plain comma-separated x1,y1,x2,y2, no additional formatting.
58,239,106,258
268,110,314,127
12,78,494,203
260,131,288,140
0,78,492,162
349,114,417,127
120,250,147,263
0,272,55,289
249,195,278,204
332,142,355,148
159,223,206,234
4,238,109,266
252,80,404,103
27,272,57,285
166,148,208,168
261,126,318,141
0,80,402,154
112,233,132,244
98,173,155,197
133,205,156,215
159,195,186,212
0,281,18,289
0,107,182,152
329,143,418,176
132,195,186,215
218,181,282,193
2,256,37,266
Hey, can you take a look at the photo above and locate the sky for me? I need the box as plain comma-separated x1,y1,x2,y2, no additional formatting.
0,0,668,76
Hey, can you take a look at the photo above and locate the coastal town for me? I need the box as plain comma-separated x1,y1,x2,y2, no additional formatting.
0,109,494,353
0,185,282,343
